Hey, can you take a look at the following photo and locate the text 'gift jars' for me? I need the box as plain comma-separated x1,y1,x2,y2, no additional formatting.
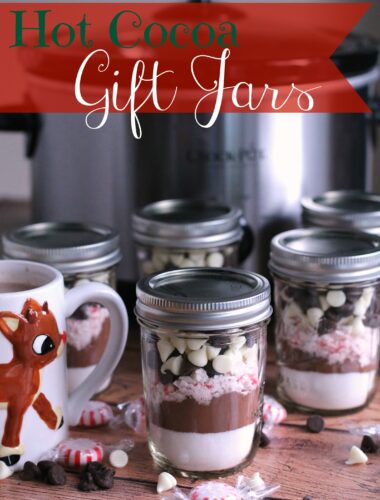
269,228,380,414
135,268,272,478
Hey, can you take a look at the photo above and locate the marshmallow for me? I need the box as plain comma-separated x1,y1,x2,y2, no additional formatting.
345,445,368,465
206,251,224,267
326,290,346,308
157,472,177,493
0,462,13,480
109,449,129,468
157,339,175,363
188,346,208,367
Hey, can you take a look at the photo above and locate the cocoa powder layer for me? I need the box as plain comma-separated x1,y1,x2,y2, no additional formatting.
67,317,110,367
279,340,377,373
149,389,260,433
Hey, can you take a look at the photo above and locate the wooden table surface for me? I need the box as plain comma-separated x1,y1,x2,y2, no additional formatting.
1,341,379,500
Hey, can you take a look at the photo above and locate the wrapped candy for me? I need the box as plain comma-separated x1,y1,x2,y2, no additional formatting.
263,395,287,426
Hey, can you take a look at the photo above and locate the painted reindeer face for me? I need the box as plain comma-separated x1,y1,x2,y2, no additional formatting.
0,299,66,368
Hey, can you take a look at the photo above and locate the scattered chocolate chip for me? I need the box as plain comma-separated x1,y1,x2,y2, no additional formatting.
306,415,325,433
78,471,98,492
78,462,115,492
303,496,313,500
360,435,378,454
21,461,41,481
37,460,56,475
46,463,66,486
259,431,270,448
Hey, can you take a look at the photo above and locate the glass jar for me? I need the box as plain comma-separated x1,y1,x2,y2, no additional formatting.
132,199,252,277
269,228,380,414
302,190,380,233
135,268,272,478
2,222,122,394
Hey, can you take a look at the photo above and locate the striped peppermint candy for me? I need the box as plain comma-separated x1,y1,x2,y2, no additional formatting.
79,401,114,427
57,438,104,467
263,395,287,424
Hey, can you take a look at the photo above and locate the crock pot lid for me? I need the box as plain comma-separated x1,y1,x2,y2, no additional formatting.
302,191,380,228
2,222,121,273
332,34,379,78
270,228,380,283
135,267,272,330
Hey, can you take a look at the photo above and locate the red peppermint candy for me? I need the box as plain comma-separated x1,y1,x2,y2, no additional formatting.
57,438,104,467
79,400,114,427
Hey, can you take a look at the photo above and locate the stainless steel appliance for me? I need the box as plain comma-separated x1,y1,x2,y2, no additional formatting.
1,35,379,286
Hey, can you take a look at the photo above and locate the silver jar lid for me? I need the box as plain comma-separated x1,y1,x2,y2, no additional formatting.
269,228,380,284
135,267,272,330
2,222,121,274
132,199,243,248
302,190,380,232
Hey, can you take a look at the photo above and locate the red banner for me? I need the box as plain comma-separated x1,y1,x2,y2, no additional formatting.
0,2,373,121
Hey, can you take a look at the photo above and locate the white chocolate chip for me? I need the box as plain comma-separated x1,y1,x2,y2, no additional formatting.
161,355,183,375
307,307,324,328
345,445,368,465
354,297,368,317
151,253,166,272
157,472,177,493
225,348,243,363
171,337,186,354
74,278,91,287
212,354,236,374
179,258,195,268
249,472,266,489
186,338,208,350
351,317,366,336
320,295,329,311
170,254,185,267
326,290,346,308
187,346,208,367
142,260,156,275
206,251,224,267
189,252,206,266
230,336,246,351
242,345,258,368
0,462,13,480
157,339,175,363
152,249,170,265
109,449,129,468
206,345,221,360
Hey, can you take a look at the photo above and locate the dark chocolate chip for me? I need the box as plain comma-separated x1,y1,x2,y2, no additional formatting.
21,461,41,481
93,468,115,489
345,288,363,302
159,370,175,384
360,435,378,454
46,463,66,486
78,471,98,492
204,361,218,378
324,307,344,322
306,415,325,434
37,460,56,475
180,358,198,377
245,332,256,348
208,335,229,348
303,496,313,500
85,462,104,474
317,317,336,335
259,431,270,448
292,289,320,313
169,349,181,358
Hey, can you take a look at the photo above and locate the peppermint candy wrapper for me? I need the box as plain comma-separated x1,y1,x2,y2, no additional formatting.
263,395,287,425
78,400,114,427
190,482,240,500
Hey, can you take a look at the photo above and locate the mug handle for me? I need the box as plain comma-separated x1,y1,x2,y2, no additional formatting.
63,282,129,426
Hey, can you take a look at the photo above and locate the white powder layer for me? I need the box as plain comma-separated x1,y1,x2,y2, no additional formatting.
280,367,377,410
66,305,109,351
279,309,379,367
150,422,255,472
153,368,258,405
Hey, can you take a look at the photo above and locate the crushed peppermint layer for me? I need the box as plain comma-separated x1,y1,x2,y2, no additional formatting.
279,314,379,367
153,368,259,405
67,304,110,351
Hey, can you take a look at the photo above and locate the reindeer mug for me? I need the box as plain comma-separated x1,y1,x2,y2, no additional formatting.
0,260,128,469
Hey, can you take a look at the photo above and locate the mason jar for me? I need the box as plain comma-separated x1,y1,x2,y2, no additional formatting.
135,268,271,478
2,222,122,393
132,199,252,277
302,190,380,234
269,228,380,414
